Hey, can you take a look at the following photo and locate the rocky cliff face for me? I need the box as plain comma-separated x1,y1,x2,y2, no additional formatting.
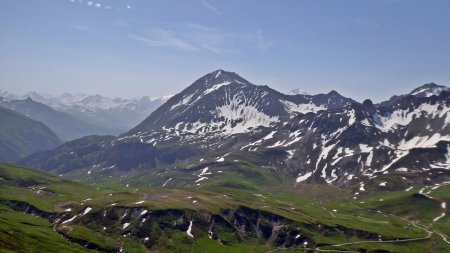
3,199,393,252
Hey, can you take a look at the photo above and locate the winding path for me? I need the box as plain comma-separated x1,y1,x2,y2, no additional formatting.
264,196,448,253
316,199,449,250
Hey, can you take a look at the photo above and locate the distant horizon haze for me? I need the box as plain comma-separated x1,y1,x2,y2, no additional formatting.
1,0,450,102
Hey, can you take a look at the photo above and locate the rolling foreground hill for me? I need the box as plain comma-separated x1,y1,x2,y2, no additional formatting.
0,107,62,163
0,164,448,252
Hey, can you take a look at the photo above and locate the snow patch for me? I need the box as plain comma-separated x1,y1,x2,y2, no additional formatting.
186,221,194,238
216,94,279,134
215,70,222,78
162,178,173,187
204,81,231,95
280,100,326,114
170,94,195,110
359,182,366,191
376,102,450,131
61,215,77,224
433,213,445,222
296,172,312,183
195,177,208,183
199,167,210,176
81,207,92,216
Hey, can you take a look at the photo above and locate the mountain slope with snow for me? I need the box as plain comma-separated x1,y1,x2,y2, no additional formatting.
20,70,450,190
131,70,354,135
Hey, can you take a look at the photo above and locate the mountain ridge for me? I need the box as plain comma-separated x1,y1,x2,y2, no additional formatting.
19,70,450,190
131,70,355,135
0,107,62,162
0,96,118,141
0,91,171,135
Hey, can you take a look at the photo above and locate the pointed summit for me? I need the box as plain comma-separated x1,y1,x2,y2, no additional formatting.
132,70,284,133
213,69,224,79
130,70,355,134
200,69,250,88
327,90,344,97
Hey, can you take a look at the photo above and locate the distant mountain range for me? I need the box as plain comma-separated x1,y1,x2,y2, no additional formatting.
0,97,116,141
20,70,450,190
0,91,170,140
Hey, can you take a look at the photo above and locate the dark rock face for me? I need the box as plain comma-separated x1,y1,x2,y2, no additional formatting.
21,135,202,176
1,199,392,252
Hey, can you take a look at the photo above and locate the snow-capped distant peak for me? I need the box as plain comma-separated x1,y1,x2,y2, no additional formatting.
0,90,10,98
280,100,326,114
0,91,171,113
288,88,309,96
205,70,250,86
151,95,173,101
409,83,449,98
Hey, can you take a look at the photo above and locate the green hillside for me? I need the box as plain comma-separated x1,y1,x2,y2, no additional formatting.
0,164,448,253
0,107,62,162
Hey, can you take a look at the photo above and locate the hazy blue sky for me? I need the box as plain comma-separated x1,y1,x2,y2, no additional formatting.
1,0,450,102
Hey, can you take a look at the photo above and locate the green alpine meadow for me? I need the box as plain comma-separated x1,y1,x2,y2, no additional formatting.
0,158,448,252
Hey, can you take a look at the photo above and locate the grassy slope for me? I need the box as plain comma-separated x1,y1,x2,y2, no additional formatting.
0,164,448,253
0,107,62,162
0,205,95,253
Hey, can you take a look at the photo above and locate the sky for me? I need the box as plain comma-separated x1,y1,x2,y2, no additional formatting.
1,0,450,102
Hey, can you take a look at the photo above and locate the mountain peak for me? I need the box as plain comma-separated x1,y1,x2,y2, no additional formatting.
212,69,224,78
327,90,342,96
131,70,357,135
202,69,249,86
179,70,253,97
409,83,449,98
